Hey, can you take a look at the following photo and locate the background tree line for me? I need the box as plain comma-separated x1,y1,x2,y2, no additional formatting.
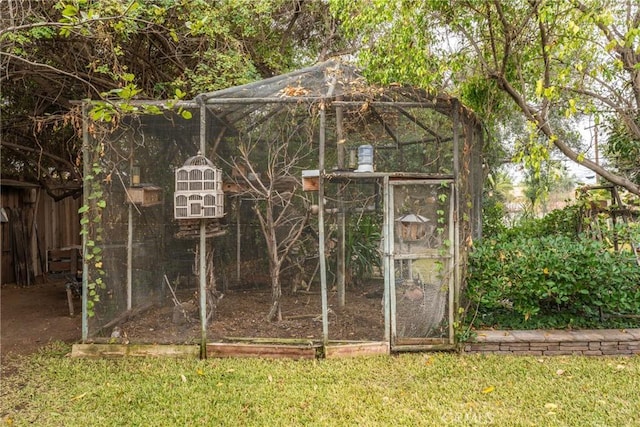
0,0,347,199
2,0,639,198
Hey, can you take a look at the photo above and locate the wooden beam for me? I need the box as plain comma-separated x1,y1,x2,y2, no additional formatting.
207,342,319,359
390,344,457,352
97,302,154,333
369,106,400,145
222,337,317,345
325,342,389,358
71,344,200,358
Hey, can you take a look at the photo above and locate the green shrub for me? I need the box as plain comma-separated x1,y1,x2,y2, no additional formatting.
481,196,508,238
466,233,640,329
346,214,382,284
499,204,582,240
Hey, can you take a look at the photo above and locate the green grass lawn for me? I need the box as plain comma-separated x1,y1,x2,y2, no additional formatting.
1,343,639,426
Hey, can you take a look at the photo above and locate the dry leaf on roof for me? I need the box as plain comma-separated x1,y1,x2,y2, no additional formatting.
281,85,310,97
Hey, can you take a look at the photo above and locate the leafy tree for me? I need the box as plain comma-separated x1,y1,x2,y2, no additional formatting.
1,0,345,198
522,160,574,216
486,170,514,203
331,0,640,196
603,117,640,185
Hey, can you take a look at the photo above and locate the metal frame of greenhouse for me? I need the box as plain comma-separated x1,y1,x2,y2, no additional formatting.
78,60,484,357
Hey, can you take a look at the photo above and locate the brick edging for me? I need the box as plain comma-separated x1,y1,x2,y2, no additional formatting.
463,329,640,356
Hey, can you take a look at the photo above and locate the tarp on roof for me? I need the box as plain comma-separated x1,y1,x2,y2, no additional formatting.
196,60,463,109
194,60,479,134
196,60,360,102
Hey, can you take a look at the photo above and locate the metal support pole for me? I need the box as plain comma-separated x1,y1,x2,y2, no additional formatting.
319,76,337,344
451,105,460,345
383,176,391,343
336,101,346,307
127,204,133,310
337,204,346,307
449,184,456,345
319,107,329,344
81,102,89,342
127,149,134,311
199,220,207,358
199,102,208,358
236,198,241,283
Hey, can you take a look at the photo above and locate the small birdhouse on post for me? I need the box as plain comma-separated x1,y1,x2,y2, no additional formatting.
174,152,224,220
396,213,431,242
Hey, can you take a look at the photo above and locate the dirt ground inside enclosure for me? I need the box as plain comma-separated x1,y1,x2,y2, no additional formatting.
1,277,387,363
116,279,387,344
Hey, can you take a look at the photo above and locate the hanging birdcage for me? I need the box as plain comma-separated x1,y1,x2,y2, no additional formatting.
174,152,224,220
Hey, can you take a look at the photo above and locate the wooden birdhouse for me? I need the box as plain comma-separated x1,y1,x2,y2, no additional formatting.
174,153,224,219
396,213,431,242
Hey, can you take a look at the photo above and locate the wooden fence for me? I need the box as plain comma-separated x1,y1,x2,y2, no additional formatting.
1,182,81,285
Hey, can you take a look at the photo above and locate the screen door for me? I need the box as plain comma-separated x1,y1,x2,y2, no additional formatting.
384,179,455,347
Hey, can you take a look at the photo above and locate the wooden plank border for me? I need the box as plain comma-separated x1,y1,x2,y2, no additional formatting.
69,340,453,359
207,342,320,359
324,341,389,358
71,344,200,359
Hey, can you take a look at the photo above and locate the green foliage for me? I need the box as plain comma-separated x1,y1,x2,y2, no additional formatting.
481,196,508,239
482,174,581,241
332,0,640,196
2,0,342,196
331,0,444,91
518,160,576,215
481,170,515,238
345,214,382,283
501,205,582,241
79,154,107,317
603,118,640,185
467,232,640,330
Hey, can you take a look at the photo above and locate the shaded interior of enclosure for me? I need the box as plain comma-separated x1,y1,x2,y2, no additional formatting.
82,61,483,350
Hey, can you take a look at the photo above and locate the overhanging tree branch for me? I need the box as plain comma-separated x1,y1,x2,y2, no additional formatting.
493,73,640,195
0,52,103,97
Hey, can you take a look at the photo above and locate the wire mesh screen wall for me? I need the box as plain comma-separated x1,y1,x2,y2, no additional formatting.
84,109,211,340
81,60,483,349
391,181,453,340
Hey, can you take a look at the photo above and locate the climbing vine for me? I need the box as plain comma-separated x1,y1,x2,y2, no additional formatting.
77,86,188,316
434,182,451,274
78,139,107,317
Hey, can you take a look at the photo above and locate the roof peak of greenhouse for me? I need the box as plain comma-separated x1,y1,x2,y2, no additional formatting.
195,59,468,112
196,60,360,103
192,59,482,132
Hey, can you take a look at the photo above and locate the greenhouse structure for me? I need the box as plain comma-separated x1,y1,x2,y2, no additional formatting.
77,60,484,358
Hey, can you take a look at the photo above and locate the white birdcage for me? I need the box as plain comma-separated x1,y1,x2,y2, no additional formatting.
174,152,224,219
